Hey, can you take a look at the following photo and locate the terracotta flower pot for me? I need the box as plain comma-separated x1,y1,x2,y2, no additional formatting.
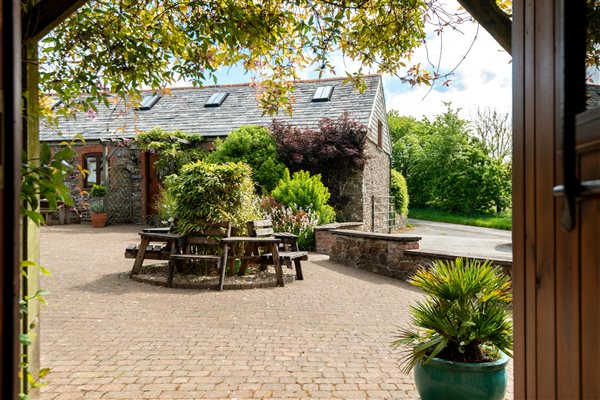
90,212,108,228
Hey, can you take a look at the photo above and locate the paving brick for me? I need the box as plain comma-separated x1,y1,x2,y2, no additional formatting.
39,224,514,400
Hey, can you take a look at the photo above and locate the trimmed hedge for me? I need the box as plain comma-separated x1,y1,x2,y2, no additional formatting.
164,161,259,233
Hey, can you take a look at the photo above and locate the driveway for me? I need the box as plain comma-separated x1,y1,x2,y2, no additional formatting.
405,219,512,262
39,223,513,399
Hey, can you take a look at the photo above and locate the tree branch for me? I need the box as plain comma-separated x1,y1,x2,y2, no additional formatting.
456,0,512,55
22,0,87,42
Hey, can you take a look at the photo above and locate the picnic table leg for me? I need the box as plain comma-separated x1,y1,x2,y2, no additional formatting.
228,243,237,276
271,243,284,287
130,236,150,277
218,243,230,291
294,259,304,280
166,239,181,288
238,243,254,276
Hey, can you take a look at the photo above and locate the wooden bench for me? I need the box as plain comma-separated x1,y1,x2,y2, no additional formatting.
246,219,307,280
124,227,173,260
169,221,231,289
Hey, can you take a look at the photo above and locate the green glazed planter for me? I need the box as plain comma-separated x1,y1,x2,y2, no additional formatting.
414,351,509,400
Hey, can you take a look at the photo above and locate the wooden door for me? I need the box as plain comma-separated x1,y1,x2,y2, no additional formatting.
142,151,162,221
513,0,600,398
576,102,600,398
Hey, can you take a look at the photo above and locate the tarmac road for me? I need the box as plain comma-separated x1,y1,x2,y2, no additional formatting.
403,219,513,262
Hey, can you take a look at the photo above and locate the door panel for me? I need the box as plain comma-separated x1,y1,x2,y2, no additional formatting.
578,120,600,398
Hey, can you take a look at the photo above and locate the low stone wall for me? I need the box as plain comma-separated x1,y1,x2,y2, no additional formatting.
315,222,364,254
322,227,513,281
403,250,513,278
329,229,421,280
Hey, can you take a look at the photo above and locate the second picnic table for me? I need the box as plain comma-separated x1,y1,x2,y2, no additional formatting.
221,236,285,287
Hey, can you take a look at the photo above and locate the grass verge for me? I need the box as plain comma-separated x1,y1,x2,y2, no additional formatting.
408,207,512,230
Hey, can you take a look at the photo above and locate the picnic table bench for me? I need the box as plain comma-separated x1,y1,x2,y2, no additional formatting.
245,219,307,280
124,227,173,260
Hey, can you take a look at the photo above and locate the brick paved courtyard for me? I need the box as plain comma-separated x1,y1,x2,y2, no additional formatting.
40,224,513,399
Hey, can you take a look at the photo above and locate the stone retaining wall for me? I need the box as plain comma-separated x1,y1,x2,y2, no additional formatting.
403,250,513,278
315,222,364,254
329,229,421,280
319,227,513,281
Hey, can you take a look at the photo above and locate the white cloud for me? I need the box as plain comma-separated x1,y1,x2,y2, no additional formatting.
382,3,512,121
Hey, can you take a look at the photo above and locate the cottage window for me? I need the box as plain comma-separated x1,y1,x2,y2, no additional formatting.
377,120,383,147
84,153,103,188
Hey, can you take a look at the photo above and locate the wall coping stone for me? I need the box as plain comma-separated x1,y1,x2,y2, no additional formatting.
332,229,421,242
404,249,512,266
315,222,364,231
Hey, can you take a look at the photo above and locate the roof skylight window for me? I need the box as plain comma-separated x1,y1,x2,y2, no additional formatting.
205,92,229,107
312,86,334,102
136,94,161,111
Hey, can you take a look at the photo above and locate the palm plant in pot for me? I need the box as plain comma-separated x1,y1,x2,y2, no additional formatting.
89,184,108,227
393,257,513,400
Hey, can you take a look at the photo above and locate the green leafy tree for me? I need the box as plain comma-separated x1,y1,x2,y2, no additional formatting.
389,105,511,213
39,0,510,118
272,169,336,225
207,125,286,193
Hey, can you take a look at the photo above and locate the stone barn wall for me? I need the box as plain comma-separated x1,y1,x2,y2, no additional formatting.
54,142,143,224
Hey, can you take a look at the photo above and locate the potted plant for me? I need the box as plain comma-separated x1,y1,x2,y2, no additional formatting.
392,257,513,400
89,184,108,227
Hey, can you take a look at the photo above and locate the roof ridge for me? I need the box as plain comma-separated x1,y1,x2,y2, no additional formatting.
162,74,381,91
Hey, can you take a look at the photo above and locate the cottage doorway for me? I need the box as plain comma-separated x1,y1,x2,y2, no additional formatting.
142,152,162,222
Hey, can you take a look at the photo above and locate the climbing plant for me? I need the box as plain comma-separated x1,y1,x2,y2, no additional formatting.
135,128,206,177
19,136,83,399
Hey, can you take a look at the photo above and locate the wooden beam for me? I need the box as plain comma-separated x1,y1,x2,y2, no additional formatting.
22,0,87,42
457,0,512,55
1,1,23,398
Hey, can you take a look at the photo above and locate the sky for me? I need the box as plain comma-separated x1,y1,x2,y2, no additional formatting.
192,1,513,122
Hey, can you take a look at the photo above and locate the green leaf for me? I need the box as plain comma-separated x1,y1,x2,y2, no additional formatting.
19,333,32,346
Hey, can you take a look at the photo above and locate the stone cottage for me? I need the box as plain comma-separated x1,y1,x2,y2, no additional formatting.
40,75,392,231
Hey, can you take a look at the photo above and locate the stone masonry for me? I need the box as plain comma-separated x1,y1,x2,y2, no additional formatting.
329,230,421,280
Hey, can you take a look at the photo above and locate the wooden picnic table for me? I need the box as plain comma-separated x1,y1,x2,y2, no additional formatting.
221,236,285,287
129,231,184,277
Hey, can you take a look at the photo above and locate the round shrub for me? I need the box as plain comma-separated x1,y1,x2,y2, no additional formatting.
207,125,286,193
390,169,409,216
272,169,336,224
90,184,107,198
165,161,260,233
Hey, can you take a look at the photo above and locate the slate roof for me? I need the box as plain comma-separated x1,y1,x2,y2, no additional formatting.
40,75,382,142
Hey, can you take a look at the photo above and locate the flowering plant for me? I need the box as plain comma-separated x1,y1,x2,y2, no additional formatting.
259,196,319,250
